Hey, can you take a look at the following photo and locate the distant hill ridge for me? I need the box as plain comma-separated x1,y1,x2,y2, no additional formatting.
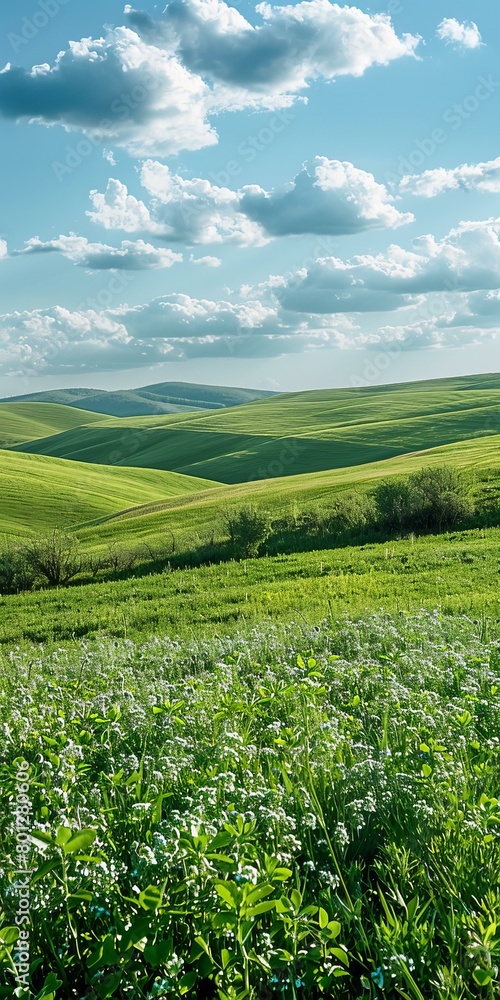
0,382,277,417
6,371,500,485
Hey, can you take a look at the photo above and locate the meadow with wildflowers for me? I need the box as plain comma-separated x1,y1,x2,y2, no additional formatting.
0,611,499,999
1,377,499,998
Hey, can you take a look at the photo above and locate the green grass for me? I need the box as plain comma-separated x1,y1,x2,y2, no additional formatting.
0,450,219,538
1,524,499,648
1,376,500,999
73,434,500,558
10,374,500,483
0,402,108,448
1,611,499,998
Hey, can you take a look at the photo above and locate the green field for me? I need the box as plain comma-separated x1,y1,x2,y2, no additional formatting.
0,450,218,537
1,525,499,649
0,402,108,449
8,375,500,483
1,374,500,1000
73,434,500,558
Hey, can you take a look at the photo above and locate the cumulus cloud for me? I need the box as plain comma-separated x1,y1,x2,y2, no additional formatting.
241,157,413,235
14,234,182,270
0,293,346,374
436,18,482,50
3,278,500,375
0,3,420,156
142,159,268,245
273,219,500,313
22,154,410,264
88,169,266,246
87,157,411,248
365,317,499,351
0,27,216,157
127,0,420,93
370,291,500,350
87,179,161,234
399,157,500,198
0,239,7,259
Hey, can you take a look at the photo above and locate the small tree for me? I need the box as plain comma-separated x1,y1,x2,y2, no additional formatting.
223,505,271,558
106,543,138,573
24,530,81,587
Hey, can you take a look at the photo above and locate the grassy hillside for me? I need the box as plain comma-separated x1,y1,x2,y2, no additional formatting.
74,433,500,556
0,401,108,448
1,524,499,648
0,381,276,417
12,375,500,483
0,450,219,537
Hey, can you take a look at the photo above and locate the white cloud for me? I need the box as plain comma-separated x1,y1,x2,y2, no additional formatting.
87,179,161,234
0,295,312,374
14,234,182,270
241,157,414,235
436,18,482,50
88,169,266,246
369,291,500,350
190,254,222,267
127,0,420,94
0,3,420,156
0,293,355,374
2,278,499,376
140,160,267,245
0,27,217,157
103,149,117,166
87,157,411,248
0,239,7,259
0,306,135,376
274,219,500,312
399,157,500,198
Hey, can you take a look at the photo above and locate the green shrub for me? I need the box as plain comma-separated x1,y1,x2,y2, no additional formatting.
409,464,475,531
374,465,475,534
323,491,376,537
373,479,421,534
223,504,271,558
0,546,35,595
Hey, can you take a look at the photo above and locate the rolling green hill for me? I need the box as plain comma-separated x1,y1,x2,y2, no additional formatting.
0,450,219,537
75,432,500,556
0,382,276,417
11,374,500,483
0,402,108,448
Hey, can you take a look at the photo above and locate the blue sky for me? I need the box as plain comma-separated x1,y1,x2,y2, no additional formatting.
0,0,499,394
